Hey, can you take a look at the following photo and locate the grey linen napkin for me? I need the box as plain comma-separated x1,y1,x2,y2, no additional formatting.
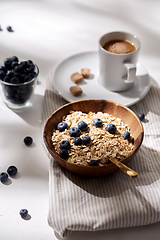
42,72,160,237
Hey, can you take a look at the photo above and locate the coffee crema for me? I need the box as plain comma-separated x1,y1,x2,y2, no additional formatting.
103,40,136,54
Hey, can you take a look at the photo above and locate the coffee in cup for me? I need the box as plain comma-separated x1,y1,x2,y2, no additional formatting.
99,31,141,92
103,40,136,54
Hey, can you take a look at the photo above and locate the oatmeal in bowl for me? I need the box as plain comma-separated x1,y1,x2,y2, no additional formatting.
43,99,144,177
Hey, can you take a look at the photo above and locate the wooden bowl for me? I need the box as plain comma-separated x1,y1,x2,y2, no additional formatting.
43,99,144,177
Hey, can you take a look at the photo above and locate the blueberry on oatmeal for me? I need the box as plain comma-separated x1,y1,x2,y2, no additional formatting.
57,122,68,132
60,140,70,150
82,135,90,144
74,137,82,146
93,118,103,127
78,121,88,131
69,127,80,137
123,131,130,140
59,149,69,159
88,160,99,166
106,123,116,134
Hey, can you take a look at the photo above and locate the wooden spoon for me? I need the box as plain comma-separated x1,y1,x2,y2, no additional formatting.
109,157,138,178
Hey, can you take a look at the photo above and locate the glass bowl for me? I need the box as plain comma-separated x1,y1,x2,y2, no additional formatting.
0,62,39,110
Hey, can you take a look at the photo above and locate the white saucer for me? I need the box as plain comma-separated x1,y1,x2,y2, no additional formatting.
52,51,151,107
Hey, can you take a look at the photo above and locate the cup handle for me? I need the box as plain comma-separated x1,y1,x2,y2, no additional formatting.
124,63,136,84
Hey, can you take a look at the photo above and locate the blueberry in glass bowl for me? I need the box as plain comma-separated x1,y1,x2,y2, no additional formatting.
0,56,39,110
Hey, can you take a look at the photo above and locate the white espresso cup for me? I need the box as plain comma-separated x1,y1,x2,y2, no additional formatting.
99,31,141,92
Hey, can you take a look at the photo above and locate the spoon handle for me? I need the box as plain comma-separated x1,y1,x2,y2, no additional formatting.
109,157,138,178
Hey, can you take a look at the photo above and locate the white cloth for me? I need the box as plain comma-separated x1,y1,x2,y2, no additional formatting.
42,72,160,237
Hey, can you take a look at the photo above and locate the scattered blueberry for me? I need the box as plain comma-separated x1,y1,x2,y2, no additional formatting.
0,172,8,182
106,123,117,134
69,127,80,137
138,113,145,121
59,149,69,159
7,166,18,176
93,118,103,127
0,26,2,31
88,160,99,166
78,121,88,131
74,137,82,146
57,122,68,132
82,135,91,144
7,26,14,32
123,131,130,140
20,209,28,218
60,140,70,150
24,136,33,146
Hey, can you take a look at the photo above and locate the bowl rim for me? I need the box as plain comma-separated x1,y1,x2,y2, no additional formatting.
43,99,144,170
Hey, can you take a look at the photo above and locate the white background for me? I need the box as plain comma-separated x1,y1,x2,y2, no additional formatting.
0,0,160,239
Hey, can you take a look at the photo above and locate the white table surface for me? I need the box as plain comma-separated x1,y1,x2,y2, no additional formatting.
0,0,160,239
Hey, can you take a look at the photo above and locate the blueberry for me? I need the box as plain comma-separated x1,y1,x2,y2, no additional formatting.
69,127,80,137
20,61,29,69
20,209,28,218
59,149,69,159
93,118,103,127
78,121,88,131
23,75,31,83
82,135,91,144
28,64,35,73
7,166,18,176
13,65,23,73
4,58,12,70
24,136,33,146
0,65,7,72
88,160,99,166
29,72,36,79
11,61,19,69
123,131,130,140
7,26,14,32
0,26,2,31
4,85,16,98
28,60,33,65
138,113,145,121
106,123,116,134
0,70,5,80
13,72,23,81
57,122,68,132
74,137,82,146
4,75,11,83
60,140,70,150
0,172,8,182
11,56,19,62
10,77,20,84
6,70,14,78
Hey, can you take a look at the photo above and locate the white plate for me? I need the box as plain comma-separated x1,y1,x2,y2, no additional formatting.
53,51,151,107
